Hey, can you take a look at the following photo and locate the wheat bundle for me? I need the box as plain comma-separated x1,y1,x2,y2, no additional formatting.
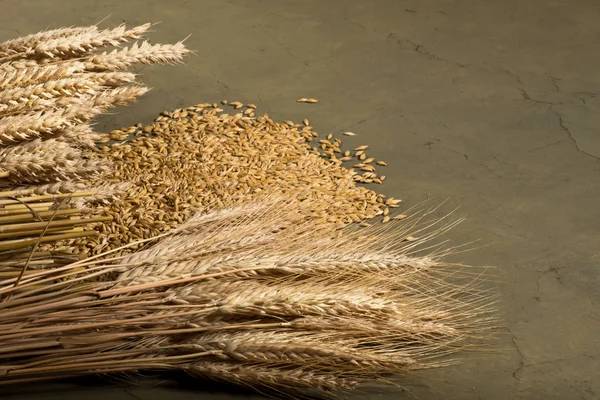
0,23,188,255
0,196,494,397
0,22,496,399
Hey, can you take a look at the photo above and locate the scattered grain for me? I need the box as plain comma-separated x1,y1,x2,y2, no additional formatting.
70,106,395,256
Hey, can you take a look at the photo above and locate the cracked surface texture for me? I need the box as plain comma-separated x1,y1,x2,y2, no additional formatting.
1,0,599,399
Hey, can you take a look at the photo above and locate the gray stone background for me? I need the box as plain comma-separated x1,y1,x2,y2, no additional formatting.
1,1,598,399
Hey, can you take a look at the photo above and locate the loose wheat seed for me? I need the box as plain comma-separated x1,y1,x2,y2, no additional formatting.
72,105,395,256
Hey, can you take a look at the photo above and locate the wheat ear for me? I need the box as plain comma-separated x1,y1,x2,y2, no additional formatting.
0,26,98,58
84,41,189,71
51,124,103,148
34,24,151,59
0,77,101,115
0,60,85,89
0,106,103,145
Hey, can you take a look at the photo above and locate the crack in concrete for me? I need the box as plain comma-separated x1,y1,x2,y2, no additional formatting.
546,266,564,284
480,162,503,178
343,16,369,32
500,67,525,85
536,266,565,293
277,41,310,66
545,73,561,92
404,39,466,67
503,68,600,161
480,155,518,179
424,139,469,161
507,328,527,388
491,155,518,167
513,361,525,381
550,107,600,161
214,77,228,89
357,28,598,166
388,33,467,68
124,389,142,400
342,9,380,34
349,106,386,128
529,140,563,153
519,88,558,105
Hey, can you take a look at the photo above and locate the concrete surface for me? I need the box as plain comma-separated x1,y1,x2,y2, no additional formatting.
1,0,599,399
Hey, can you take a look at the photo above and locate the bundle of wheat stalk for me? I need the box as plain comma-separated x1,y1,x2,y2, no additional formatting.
0,23,495,398
0,196,494,397
0,189,107,279
0,23,188,259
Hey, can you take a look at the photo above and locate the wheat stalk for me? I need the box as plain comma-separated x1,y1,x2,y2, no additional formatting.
0,105,104,145
32,24,151,59
0,139,80,183
0,60,85,89
186,362,359,393
0,77,101,115
0,27,98,58
0,198,494,395
91,85,150,107
49,124,102,148
84,41,189,71
3,181,90,197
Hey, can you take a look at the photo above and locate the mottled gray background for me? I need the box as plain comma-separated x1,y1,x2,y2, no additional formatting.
1,1,599,399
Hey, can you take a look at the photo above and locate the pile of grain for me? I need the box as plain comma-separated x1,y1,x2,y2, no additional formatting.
75,102,402,256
